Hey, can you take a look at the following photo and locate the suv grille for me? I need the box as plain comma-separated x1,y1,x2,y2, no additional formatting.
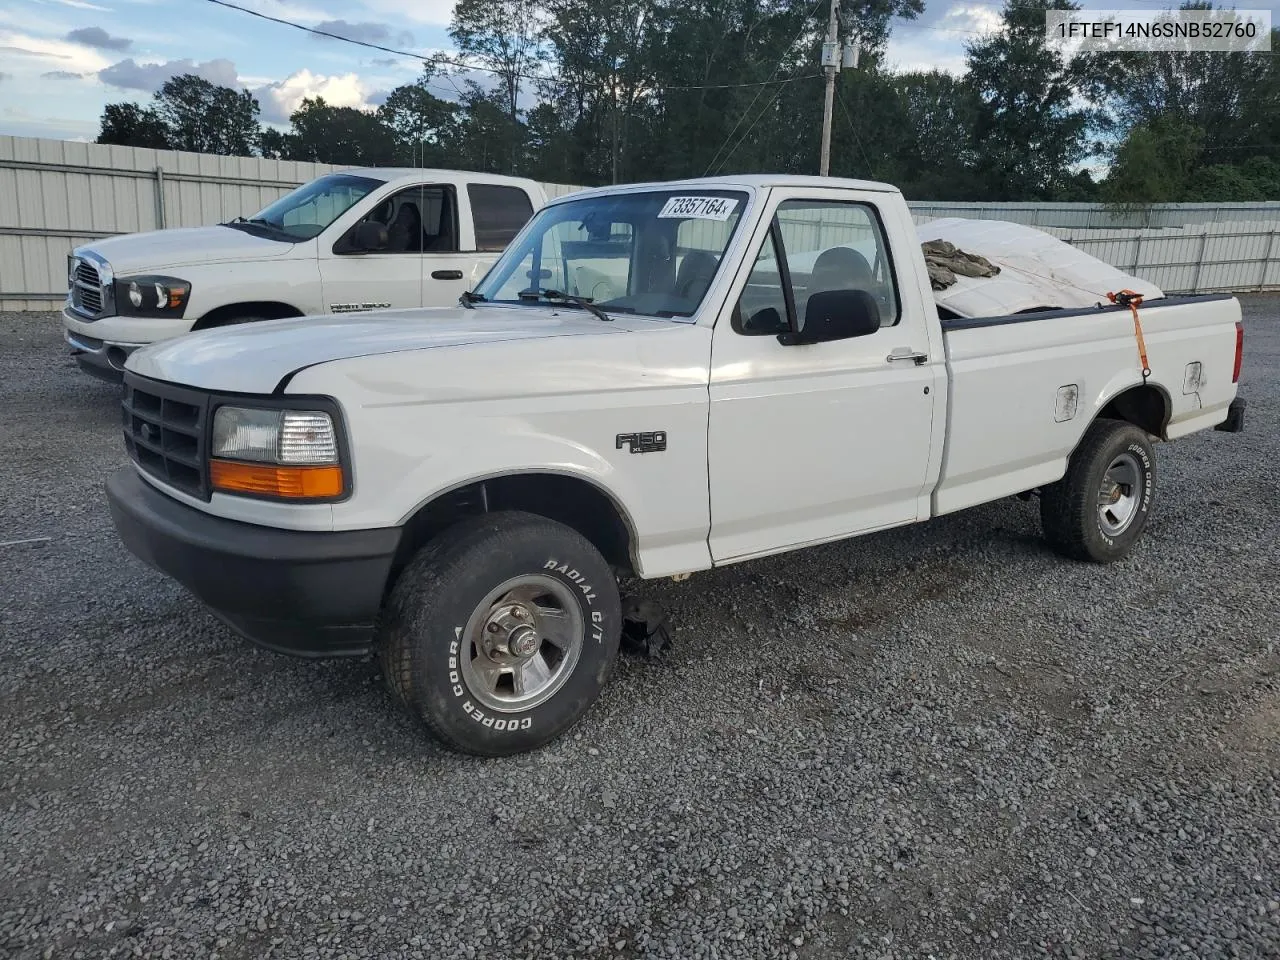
122,376,210,499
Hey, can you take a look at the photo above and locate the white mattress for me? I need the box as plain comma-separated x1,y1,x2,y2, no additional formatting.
917,218,1164,319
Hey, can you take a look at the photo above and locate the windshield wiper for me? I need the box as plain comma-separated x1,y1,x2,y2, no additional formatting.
459,290,487,309
222,216,290,238
518,288,612,322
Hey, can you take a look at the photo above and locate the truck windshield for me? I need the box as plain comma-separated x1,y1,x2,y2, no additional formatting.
473,189,749,318
228,173,383,242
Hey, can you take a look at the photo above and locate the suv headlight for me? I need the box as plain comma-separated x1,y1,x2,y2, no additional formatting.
114,275,191,317
210,406,346,500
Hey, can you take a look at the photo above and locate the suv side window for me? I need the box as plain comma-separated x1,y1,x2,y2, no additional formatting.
468,184,535,252
734,199,900,335
339,185,458,255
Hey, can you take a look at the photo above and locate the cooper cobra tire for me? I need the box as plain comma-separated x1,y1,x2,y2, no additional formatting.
1041,419,1156,563
378,511,621,756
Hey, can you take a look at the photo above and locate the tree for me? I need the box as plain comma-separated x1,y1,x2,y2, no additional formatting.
97,102,170,149
283,98,397,165
963,0,1099,200
377,72,460,166
1101,117,1203,207
449,0,546,172
153,74,260,155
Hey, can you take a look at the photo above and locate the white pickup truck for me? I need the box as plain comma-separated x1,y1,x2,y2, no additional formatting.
105,174,1247,756
62,169,546,380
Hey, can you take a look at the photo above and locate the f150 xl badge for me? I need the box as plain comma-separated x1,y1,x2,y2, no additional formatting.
616,431,667,454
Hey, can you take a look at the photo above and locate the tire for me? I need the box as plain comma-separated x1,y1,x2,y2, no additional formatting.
378,511,622,756
1040,419,1156,563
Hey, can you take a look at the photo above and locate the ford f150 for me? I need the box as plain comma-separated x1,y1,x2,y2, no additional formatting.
104,174,1247,756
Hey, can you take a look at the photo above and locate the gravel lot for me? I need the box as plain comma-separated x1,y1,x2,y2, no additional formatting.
2,300,1278,960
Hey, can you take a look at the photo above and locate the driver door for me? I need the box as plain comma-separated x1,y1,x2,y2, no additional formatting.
317,185,451,313
708,194,939,563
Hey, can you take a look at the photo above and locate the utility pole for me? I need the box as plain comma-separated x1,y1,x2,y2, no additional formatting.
819,0,839,176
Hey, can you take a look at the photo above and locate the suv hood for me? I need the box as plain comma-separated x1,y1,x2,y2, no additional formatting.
126,305,632,393
79,226,299,274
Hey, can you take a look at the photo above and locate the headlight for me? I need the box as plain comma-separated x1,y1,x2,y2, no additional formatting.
210,406,345,500
113,275,191,317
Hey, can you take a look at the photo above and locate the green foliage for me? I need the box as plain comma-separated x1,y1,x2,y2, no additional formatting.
97,103,170,149
279,98,398,166
963,0,1096,201
1102,118,1203,207
153,75,260,155
89,4,1277,204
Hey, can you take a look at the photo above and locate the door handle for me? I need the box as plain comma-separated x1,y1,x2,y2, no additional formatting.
886,349,928,365
431,269,464,280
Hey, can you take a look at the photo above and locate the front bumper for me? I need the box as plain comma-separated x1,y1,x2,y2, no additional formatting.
65,328,142,382
106,467,401,657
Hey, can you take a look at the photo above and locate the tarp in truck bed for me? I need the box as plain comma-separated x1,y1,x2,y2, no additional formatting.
916,218,1164,320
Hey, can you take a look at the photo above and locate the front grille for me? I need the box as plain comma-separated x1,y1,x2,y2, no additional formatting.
69,257,109,318
76,284,103,313
122,376,210,499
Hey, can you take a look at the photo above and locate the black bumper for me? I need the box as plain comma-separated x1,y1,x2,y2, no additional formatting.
1215,397,1246,433
106,467,401,657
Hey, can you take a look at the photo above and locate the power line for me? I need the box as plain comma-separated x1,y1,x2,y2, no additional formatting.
703,0,827,174
205,0,832,95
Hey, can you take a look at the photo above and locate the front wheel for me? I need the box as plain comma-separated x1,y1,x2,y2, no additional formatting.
1040,419,1157,563
378,511,622,756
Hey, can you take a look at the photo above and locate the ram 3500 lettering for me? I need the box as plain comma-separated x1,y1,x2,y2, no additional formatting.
63,169,545,380
105,175,1246,756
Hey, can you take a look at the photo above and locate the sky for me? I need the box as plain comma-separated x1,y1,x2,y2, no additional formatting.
0,0,1276,143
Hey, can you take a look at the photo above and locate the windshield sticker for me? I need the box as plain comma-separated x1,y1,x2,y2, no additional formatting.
657,196,738,221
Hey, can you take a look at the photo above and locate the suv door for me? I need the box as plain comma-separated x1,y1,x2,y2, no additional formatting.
318,185,470,312
707,192,939,562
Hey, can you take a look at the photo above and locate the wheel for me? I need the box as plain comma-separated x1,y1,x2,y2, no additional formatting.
1040,419,1156,563
378,511,622,756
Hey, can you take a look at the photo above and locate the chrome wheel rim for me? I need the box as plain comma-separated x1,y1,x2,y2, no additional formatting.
1097,452,1143,537
459,575,583,713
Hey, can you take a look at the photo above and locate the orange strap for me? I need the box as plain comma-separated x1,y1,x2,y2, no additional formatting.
1108,289,1150,380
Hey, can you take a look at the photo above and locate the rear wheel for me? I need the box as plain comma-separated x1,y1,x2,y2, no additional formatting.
1041,419,1156,563
378,511,621,756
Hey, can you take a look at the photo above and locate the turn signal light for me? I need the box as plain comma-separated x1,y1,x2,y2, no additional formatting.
210,459,344,499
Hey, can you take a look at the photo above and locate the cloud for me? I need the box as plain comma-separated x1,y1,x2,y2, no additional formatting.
312,19,414,47
42,69,88,79
0,72,10,82
0,30,112,71
99,57,240,92
66,26,132,51
253,69,372,123
46,0,111,9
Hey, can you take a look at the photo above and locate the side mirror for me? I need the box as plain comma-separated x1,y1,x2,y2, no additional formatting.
352,221,389,252
778,289,880,345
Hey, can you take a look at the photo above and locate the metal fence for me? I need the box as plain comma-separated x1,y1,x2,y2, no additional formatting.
906,200,1280,230
2,134,1278,309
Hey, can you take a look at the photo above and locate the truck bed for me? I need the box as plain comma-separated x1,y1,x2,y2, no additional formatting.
931,294,1242,516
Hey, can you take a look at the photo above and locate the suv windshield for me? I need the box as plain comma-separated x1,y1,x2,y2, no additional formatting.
474,189,749,318
227,173,383,242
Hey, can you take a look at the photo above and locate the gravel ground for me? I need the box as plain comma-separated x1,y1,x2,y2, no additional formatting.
1,300,1277,960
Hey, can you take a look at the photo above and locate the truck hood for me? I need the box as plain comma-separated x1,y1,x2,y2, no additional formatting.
79,226,299,274
126,305,633,393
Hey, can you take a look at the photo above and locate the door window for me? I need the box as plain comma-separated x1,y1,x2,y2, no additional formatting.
735,199,899,335
468,184,535,251
337,185,459,255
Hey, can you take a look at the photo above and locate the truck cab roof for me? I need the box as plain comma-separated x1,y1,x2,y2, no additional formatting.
553,174,903,203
